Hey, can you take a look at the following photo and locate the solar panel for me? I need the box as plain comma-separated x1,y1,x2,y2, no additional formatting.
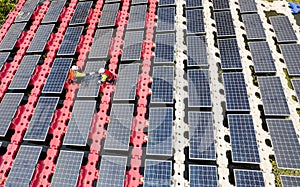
14,0,39,23
42,0,66,24
257,77,290,116
27,24,54,53
248,42,276,74
23,97,59,141
9,55,40,89
0,52,10,70
104,104,134,151
0,93,23,137
242,14,266,40
213,0,230,10
69,2,93,25
218,38,242,70
5,145,42,187
234,170,265,187
121,31,144,61
187,70,211,107
151,66,174,104
188,112,216,160
187,36,208,67
228,114,260,164
146,108,173,156
186,0,202,8
50,151,84,187
270,16,298,43
127,5,147,30
279,44,300,76
280,175,300,187
63,101,96,146
222,73,250,111
189,165,218,187
113,64,139,100
238,0,257,14
0,23,26,51
186,9,205,34
96,155,127,187
42,58,73,94
292,79,300,101
214,11,235,37
77,61,105,97
57,26,83,55
157,7,175,32
159,0,175,6
105,0,121,3
144,159,172,187
88,29,113,59
267,119,300,169
154,33,175,63
98,3,120,28
131,0,148,4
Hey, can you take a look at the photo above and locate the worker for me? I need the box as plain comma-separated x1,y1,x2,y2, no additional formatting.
69,65,94,83
98,68,115,84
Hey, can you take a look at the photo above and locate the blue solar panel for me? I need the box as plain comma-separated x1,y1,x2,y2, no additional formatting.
159,0,175,6
121,31,144,61
270,16,298,43
234,170,265,187
127,5,147,30
242,14,266,40
154,33,175,63
42,0,66,24
69,1,92,25
280,44,300,76
186,9,205,34
189,165,218,187
14,0,39,23
57,26,83,55
144,160,172,187
0,23,26,51
27,24,54,53
238,0,257,14
88,29,113,59
218,38,242,70
186,0,202,8
98,3,120,28
157,7,175,32
213,0,230,10
281,175,300,187
292,79,300,102
187,36,208,67
214,11,235,37
0,52,10,70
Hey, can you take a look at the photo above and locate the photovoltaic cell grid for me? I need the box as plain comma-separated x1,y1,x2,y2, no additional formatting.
188,70,211,107
267,119,300,169
234,170,265,187
57,26,84,55
0,23,26,51
143,160,172,187
50,151,84,187
63,101,96,146
5,146,42,187
88,29,113,59
212,0,230,10
151,66,174,104
27,24,54,53
280,44,300,76
270,16,298,43
0,93,23,137
157,7,175,32
292,79,300,101
69,1,93,25
189,165,218,187
121,31,144,61
42,58,73,94
98,3,120,28
188,112,216,160
257,77,290,116
23,97,59,141
228,114,260,164
96,155,127,187
241,14,266,40
127,5,147,30
238,0,257,14
158,0,175,6
280,175,300,187
214,11,236,37
248,42,276,74
9,55,40,90
104,104,134,151
154,33,175,63
14,0,39,23
42,0,66,24
147,108,173,156
187,36,208,67
218,38,242,70
223,73,250,111
131,0,148,5
186,0,202,8
186,9,205,34
0,52,10,70
114,64,139,100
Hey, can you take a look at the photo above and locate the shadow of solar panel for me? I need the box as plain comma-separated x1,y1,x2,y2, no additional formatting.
42,0,66,24
27,24,54,53
88,29,113,59
144,160,172,187
98,3,120,28
248,42,276,74
187,36,208,67
121,31,144,61
9,55,40,90
127,5,147,30
0,93,23,137
238,0,257,14
151,66,174,103
154,33,175,63
186,0,202,8
223,73,250,111
24,97,59,141
69,1,93,25
213,0,230,10
214,11,235,37
5,146,42,187
0,52,10,70
14,0,39,23
189,165,218,187
96,155,127,187
218,38,242,70
242,14,266,40
267,119,300,169
228,114,260,164
186,9,205,34
0,23,26,51
157,7,175,32
159,0,175,6
292,79,300,102
42,58,73,94
234,170,265,187
104,104,134,151
57,26,83,55
281,175,300,187
258,77,290,116
50,151,84,187
189,112,216,160
270,16,298,43
280,44,300,76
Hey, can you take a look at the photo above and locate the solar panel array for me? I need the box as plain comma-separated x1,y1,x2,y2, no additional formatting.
270,16,298,43
0,23,26,51
144,159,172,187
238,0,257,14
186,9,205,34
57,26,84,55
42,0,66,24
213,0,230,10
88,29,113,59
27,24,54,53
241,14,266,40
127,5,147,30
187,36,208,67
279,44,300,76
189,165,218,187
121,31,144,61
14,0,39,23
154,33,175,63
157,7,175,32
234,170,265,187
98,3,120,28
280,175,300,187
218,38,242,70
0,52,10,70
214,11,236,37
158,0,175,6
292,79,300,101
186,0,202,8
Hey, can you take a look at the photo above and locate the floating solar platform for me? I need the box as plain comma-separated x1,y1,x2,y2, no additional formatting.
234,169,265,187
0,52,10,70
88,29,113,59
0,23,26,51
279,44,300,76
189,165,218,187
214,11,236,37
157,7,175,32
186,9,205,34
14,0,40,23
57,26,84,56
143,159,172,187
69,1,93,26
186,0,202,8
98,3,120,28
121,31,144,61
241,14,266,40
42,0,66,24
187,35,208,67
280,175,300,187
127,5,147,30
154,33,175,63
238,0,257,14
212,0,230,11
27,24,54,53
218,38,242,70
270,16,298,43
292,79,300,101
